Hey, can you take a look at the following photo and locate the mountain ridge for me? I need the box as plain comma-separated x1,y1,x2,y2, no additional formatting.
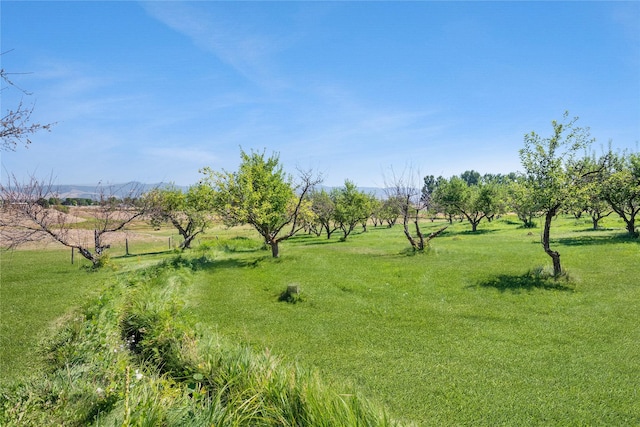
52,182,389,200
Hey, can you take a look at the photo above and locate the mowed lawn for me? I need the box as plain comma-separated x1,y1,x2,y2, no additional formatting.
0,239,172,385
1,215,638,425
186,216,640,425
0,250,108,384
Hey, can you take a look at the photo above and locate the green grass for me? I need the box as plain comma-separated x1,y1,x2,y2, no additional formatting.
1,215,638,425
1,254,397,426
0,250,109,385
0,238,177,386
186,216,640,425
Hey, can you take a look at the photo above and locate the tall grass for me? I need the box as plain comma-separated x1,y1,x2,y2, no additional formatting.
0,255,398,426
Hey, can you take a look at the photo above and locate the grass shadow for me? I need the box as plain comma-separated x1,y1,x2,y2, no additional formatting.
162,253,269,271
475,270,575,293
440,228,499,237
555,233,639,247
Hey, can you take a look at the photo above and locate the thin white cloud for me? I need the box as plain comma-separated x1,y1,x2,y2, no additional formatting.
141,2,289,90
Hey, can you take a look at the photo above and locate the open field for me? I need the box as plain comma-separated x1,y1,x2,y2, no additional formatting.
1,214,639,425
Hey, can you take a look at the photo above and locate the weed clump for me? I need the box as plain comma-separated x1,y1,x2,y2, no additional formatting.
278,284,304,304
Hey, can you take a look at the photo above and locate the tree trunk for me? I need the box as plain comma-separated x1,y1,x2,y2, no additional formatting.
402,207,418,250
181,234,197,250
78,247,99,266
627,218,638,237
542,208,562,277
270,240,280,258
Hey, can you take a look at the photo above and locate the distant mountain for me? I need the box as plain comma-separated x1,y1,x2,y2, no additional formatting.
53,182,182,200
53,182,389,200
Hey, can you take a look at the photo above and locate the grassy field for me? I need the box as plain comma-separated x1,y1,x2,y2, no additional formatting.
186,216,639,425
1,214,639,425
0,239,174,385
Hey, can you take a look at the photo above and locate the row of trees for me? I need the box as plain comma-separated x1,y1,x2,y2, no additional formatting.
1,115,638,273
7,55,634,276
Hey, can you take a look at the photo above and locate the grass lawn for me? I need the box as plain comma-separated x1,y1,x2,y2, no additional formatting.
1,215,638,425
0,249,108,384
0,239,173,385
186,215,639,425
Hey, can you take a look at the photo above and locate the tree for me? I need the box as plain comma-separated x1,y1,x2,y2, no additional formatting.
309,189,338,239
601,150,640,237
384,168,447,251
377,195,403,227
1,53,55,151
0,175,147,267
144,184,213,249
432,176,495,232
519,112,594,277
507,176,538,228
202,149,321,258
331,180,370,241
359,193,377,232
571,154,612,230
460,170,481,186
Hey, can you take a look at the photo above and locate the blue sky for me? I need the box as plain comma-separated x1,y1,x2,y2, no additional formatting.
2,1,639,187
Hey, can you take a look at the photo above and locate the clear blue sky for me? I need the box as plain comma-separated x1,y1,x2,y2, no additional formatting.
2,1,639,187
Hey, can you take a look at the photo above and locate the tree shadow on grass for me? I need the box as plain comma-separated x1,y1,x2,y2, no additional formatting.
555,233,639,247
441,228,499,238
157,252,269,272
293,237,338,247
474,270,575,293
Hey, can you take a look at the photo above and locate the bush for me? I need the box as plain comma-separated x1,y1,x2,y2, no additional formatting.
52,204,70,214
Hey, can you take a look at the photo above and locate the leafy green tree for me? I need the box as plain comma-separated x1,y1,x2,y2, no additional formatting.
432,176,495,232
460,170,481,186
507,177,538,228
601,150,640,237
144,184,213,249
519,112,594,276
369,197,384,227
202,150,320,257
309,189,338,239
378,195,403,227
332,180,370,241
480,175,511,222
570,154,612,230
360,193,378,232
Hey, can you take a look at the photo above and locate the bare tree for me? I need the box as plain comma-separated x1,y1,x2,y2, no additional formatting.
1,51,55,151
384,167,447,251
1,174,148,267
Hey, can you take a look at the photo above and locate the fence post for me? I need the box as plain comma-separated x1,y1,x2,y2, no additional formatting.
71,247,74,264
126,239,130,256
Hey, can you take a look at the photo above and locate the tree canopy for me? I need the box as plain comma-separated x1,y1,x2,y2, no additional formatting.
519,112,595,276
201,149,320,257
